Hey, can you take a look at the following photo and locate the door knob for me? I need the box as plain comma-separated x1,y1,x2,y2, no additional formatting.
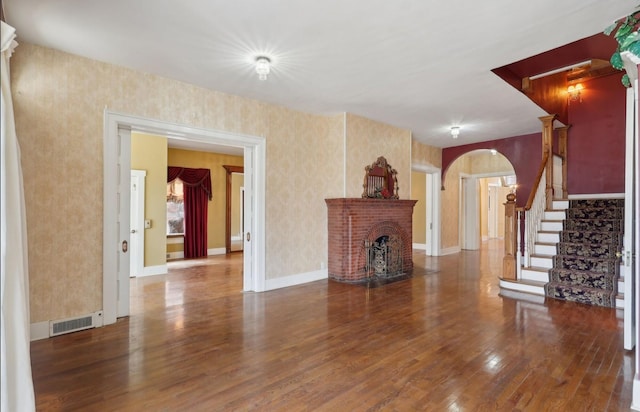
131,229,137,234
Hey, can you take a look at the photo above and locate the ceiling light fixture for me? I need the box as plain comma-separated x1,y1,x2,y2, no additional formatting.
490,149,497,155
450,126,460,139
255,56,271,81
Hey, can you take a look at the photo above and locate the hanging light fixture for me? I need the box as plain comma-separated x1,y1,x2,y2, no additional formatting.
450,126,461,139
255,56,271,81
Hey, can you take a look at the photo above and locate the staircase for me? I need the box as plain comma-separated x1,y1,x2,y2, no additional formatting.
502,198,624,308
543,199,623,307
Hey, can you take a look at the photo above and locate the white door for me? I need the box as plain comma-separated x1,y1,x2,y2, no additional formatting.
130,170,146,278
243,146,255,291
488,185,497,239
117,127,131,318
624,85,637,350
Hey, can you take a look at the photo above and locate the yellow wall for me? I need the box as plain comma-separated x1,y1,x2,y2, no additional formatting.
131,132,168,267
167,148,243,251
441,156,471,249
13,43,413,323
411,171,426,244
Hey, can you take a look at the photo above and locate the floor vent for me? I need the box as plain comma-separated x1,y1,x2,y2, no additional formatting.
49,311,102,337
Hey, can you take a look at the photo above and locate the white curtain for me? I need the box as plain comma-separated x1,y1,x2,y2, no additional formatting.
1,20,36,411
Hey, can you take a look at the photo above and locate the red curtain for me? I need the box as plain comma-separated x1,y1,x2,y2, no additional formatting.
167,167,212,258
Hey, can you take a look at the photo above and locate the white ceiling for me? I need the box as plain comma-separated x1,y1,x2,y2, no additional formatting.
3,0,632,150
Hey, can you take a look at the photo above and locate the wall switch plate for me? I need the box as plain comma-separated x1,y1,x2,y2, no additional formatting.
144,219,151,229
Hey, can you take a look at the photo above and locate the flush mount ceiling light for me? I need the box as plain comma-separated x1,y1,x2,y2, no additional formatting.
450,126,461,139
255,56,271,81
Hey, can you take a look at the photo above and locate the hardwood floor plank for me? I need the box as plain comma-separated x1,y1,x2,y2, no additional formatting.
30,241,634,411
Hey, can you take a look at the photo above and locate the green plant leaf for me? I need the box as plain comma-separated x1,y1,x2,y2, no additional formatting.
611,51,624,70
629,40,640,57
622,73,631,88
616,23,635,40
604,22,619,36
621,32,640,50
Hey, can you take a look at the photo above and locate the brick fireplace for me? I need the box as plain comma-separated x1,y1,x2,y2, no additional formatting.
325,198,417,283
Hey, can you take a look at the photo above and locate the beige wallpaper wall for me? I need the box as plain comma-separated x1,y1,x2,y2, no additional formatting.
344,113,412,199
411,140,442,169
411,171,426,244
469,151,514,175
131,132,168,267
14,43,402,323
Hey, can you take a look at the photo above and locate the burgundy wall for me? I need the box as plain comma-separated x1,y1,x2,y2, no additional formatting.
441,133,541,207
441,73,626,204
567,74,626,194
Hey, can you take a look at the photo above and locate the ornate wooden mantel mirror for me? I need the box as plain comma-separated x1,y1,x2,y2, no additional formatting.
361,156,399,199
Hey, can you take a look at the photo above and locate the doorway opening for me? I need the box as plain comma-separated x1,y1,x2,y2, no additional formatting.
103,111,266,326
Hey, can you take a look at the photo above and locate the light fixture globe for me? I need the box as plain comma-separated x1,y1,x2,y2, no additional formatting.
450,126,461,138
255,56,271,81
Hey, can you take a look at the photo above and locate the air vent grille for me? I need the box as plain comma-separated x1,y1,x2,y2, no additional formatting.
50,315,94,336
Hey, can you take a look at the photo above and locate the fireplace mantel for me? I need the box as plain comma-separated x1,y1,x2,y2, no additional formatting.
326,198,417,283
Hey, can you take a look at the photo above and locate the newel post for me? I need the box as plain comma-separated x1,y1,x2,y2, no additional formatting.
540,114,556,210
502,193,517,280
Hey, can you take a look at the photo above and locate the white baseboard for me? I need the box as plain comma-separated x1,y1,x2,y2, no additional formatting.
439,246,461,255
167,248,226,261
632,376,640,411
30,310,104,341
30,321,49,341
208,248,226,256
412,243,427,250
140,264,168,277
568,193,624,199
265,269,328,291
167,251,184,260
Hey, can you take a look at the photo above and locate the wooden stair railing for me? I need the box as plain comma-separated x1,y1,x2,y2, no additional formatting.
503,152,549,280
503,114,564,281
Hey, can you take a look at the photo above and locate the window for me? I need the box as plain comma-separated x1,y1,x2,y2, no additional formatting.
167,178,184,234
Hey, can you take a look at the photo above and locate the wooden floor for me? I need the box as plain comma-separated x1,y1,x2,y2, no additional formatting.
31,240,634,411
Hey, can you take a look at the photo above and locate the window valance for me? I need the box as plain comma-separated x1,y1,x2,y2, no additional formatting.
167,167,212,201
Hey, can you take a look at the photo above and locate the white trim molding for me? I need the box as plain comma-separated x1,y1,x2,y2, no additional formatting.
567,193,624,199
265,269,328,291
439,246,461,255
412,243,427,251
141,265,168,277
30,322,49,341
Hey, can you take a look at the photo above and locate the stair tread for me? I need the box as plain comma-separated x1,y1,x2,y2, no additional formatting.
524,266,551,272
500,277,546,287
531,253,554,258
535,242,556,246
